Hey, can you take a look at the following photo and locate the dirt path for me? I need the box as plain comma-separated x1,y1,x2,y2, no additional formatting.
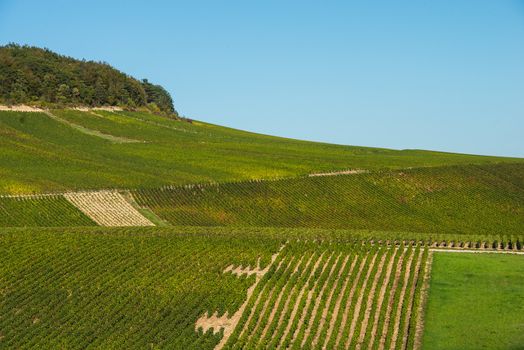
345,252,379,349
0,105,43,112
430,248,524,255
44,110,143,144
309,169,369,177
367,248,402,349
354,252,388,350
334,253,370,348
277,252,326,348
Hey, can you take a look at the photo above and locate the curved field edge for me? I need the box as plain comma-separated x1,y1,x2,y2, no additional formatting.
1,109,522,194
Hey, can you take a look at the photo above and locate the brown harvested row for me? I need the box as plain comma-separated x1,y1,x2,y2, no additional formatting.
320,255,359,350
259,253,316,343
64,191,154,226
399,249,424,350
333,253,371,348
377,248,411,350
287,252,336,347
366,247,403,349
344,252,380,349
386,248,416,350
354,251,389,350
277,252,327,348
310,254,351,347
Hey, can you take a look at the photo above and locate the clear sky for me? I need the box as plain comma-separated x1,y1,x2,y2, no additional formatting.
1,0,523,157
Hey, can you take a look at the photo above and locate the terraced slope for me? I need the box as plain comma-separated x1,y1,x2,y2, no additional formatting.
133,163,524,235
1,109,521,194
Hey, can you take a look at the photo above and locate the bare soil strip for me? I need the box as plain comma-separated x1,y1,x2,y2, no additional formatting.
413,251,433,350
367,248,402,349
44,110,143,143
400,249,424,350
0,105,43,112
430,248,524,255
197,247,283,350
354,252,388,350
277,252,326,348
344,252,379,349
321,255,359,349
377,249,409,350
311,254,351,347
64,190,154,227
334,253,370,348
309,169,369,177
388,250,417,350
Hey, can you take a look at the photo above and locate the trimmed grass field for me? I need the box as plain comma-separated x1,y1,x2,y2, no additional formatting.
421,252,524,350
1,109,522,194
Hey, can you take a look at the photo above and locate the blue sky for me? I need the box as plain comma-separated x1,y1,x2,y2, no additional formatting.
1,0,523,157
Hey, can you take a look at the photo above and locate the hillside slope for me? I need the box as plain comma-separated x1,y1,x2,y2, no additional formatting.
1,108,521,195
133,163,524,235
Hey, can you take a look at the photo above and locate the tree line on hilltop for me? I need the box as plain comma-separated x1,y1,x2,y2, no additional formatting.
0,44,177,115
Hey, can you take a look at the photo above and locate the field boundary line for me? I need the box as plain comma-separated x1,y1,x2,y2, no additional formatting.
413,251,433,350
430,248,524,255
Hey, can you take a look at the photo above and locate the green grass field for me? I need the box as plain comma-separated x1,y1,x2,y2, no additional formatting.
1,109,521,194
422,252,524,350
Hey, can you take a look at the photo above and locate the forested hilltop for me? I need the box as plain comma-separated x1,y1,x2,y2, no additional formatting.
0,44,176,114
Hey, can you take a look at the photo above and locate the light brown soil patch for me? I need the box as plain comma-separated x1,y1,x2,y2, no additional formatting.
64,190,154,227
0,105,43,112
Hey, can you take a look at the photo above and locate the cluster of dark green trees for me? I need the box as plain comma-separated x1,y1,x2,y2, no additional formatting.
0,44,176,114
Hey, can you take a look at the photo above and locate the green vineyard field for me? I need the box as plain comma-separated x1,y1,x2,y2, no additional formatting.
0,195,95,227
133,163,524,235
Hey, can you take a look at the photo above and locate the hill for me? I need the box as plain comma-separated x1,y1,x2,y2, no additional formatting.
0,44,175,113
0,108,522,195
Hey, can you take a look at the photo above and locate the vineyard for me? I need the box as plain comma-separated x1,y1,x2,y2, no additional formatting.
133,163,524,235
0,226,523,349
1,109,521,195
0,195,95,227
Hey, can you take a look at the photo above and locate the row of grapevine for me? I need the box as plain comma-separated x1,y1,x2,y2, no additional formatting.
0,195,96,227
0,227,281,349
131,163,524,236
218,240,428,349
